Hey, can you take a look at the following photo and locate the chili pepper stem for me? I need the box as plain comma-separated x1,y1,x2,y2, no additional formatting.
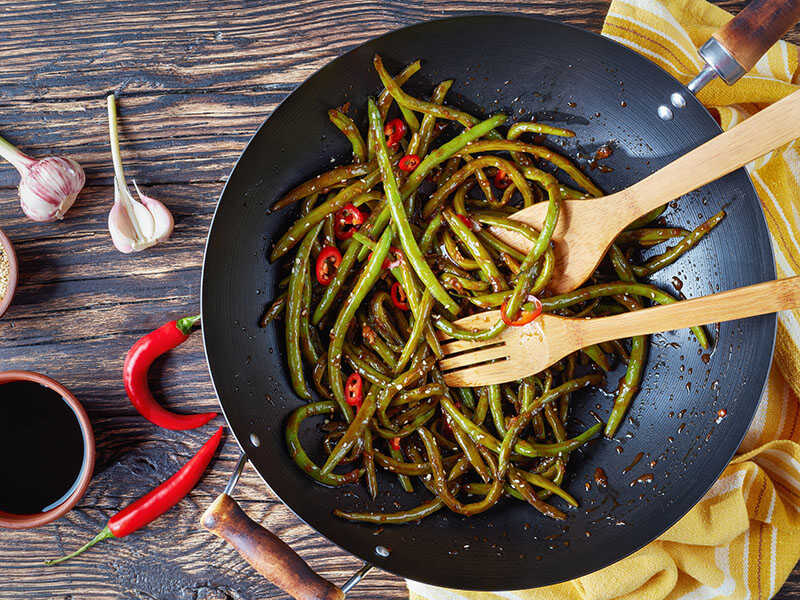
0,133,35,172
43,525,114,566
175,314,201,335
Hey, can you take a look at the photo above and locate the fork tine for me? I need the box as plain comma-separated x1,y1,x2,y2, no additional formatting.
440,337,503,356
439,343,511,371
442,359,518,387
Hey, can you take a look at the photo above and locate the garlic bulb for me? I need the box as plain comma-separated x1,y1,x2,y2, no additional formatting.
0,134,85,222
106,94,173,253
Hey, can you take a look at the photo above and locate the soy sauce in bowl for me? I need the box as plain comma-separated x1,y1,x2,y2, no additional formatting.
0,380,87,515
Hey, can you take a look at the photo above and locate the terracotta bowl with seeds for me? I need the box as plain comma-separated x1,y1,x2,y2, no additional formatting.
0,228,18,318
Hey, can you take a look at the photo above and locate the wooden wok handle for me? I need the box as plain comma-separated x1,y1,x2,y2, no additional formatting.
707,0,800,81
201,493,344,600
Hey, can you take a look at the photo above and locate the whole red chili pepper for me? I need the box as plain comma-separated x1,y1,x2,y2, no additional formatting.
44,426,224,565
123,315,217,430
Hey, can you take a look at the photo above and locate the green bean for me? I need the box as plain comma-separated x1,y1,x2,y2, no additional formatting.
628,204,667,229
615,227,689,246
441,377,602,457
395,290,434,373
328,108,367,163
508,121,576,139
375,55,487,131
286,222,323,399
312,241,359,325
423,155,532,218
488,385,506,437
334,497,445,524
343,351,391,387
502,170,560,321
441,229,479,270
442,209,508,292
416,80,453,157
374,450,431,475
461,140,602,197
299,266,321,368
271,169,381,261
582,344,612,372
286,401,362,486
632,210,725,277
516,468,578,506
476,230,527,262
321,386,381,475
360,429,376,498
400,115,507,198
368,292,405,350
419,213,443,253
312,352,332,399
450,413,491,483
259,292,286,327
328,228,392,421
418,428,504,516
508,467,566,520
604,244,649,438
368,98,460,314
359,321,398,371
392,383,448,407
273,163,374,211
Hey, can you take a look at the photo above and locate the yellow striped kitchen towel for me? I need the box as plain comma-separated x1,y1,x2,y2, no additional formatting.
408,1,800,598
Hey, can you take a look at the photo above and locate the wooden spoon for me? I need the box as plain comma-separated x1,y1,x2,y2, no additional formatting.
491,89,800,294
439,276,800,387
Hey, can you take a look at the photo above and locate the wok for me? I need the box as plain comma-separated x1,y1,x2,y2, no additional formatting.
201,3,796,597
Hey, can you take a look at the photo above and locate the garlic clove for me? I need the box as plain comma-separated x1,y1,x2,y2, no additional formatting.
106,94,174,253
108,180,174,253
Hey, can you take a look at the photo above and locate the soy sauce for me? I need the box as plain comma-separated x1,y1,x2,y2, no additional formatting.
0,381,85,514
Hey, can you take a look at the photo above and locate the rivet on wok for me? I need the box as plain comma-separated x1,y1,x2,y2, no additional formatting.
657,105,674,121
249,433,261,447
375,545,390,557
670,92,686,109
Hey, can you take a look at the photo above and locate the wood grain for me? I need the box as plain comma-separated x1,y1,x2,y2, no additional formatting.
0,1,797,599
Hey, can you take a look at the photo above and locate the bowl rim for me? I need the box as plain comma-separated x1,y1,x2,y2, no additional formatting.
0,370,96,529
0,228,18,318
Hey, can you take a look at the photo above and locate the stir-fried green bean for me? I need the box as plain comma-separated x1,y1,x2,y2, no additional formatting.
267,55,726,527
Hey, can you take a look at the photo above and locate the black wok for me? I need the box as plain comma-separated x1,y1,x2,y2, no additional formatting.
201,10,784,596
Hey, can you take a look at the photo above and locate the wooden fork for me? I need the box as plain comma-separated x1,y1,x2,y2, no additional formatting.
439,276,800,387
491,89,800,294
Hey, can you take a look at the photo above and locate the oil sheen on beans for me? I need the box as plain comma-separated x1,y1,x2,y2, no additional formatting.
0,381,85,514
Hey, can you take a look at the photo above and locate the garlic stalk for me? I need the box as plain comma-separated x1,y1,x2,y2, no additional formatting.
0,134,85,222
106,94,173,253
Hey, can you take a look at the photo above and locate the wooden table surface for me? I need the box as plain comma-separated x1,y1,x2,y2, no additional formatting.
0,1,798,599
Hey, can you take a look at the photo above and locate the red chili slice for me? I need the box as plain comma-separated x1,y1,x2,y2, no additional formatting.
456,214,473,229
500,296,543,327
315,246,342,286
494,169,512,189
382,246,404,270
384,118,407,147
345,373,363,408
398,154,421,172
333,203,365,240
389,437,401,451
390,282,409,310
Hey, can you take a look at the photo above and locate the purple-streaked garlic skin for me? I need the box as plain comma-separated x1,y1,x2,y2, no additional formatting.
19,156,85,222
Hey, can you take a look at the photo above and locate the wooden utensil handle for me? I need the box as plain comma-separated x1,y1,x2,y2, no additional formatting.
712,0,800,75
201,493,344,600
615,89,800,222
580,277,800,348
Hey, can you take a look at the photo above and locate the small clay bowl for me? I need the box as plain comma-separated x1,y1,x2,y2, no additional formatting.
0,371,95,529
0,228,18,318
